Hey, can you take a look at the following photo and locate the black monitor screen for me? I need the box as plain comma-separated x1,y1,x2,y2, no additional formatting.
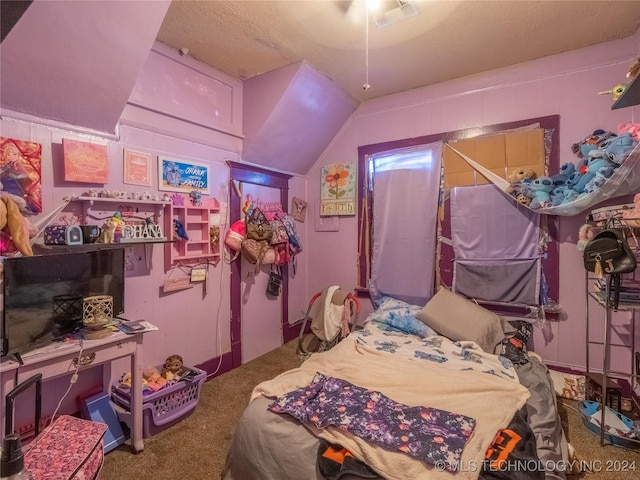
1,249,125,357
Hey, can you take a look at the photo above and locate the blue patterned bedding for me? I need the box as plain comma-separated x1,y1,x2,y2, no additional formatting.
356,327,517,382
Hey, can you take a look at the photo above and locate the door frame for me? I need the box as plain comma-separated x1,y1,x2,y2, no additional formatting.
227,161,299,368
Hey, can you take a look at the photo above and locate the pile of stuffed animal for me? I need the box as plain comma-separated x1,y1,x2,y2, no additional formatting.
506,128,639,209
119,354,187,394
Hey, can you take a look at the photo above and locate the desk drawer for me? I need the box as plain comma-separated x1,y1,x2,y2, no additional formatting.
15,337,138,383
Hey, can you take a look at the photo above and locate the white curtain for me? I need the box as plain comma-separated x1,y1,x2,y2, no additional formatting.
369,141,443,306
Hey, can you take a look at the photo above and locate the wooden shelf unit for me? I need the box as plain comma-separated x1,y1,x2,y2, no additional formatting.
164,198,220,270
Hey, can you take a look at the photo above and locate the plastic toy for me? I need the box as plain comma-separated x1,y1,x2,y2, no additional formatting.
597,83,627,101
173,218,189,241
96,218,117,244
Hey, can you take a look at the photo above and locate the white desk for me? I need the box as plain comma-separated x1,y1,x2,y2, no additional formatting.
1,331,144,452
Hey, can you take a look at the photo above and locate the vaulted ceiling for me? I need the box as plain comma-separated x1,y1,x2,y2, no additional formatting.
157,0,640,102
1,1,639,173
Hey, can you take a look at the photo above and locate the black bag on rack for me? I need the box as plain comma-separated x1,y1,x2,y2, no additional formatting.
583,228,637,309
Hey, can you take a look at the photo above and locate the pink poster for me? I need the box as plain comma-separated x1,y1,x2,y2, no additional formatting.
0,137,43,213
63,138,109,184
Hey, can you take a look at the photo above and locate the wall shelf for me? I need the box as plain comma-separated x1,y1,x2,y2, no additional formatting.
164,197,220,271
612,73,640,110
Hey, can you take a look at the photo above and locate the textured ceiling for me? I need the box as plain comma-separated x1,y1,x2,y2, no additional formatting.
157,0,640,102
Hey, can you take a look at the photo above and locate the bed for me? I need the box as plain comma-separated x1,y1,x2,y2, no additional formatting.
222,290,569,480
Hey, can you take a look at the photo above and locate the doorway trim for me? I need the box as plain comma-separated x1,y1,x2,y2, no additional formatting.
227,161,296,368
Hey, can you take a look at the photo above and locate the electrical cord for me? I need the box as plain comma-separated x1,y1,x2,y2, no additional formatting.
49,338,84,422
208,177,230,378
23,338,84,454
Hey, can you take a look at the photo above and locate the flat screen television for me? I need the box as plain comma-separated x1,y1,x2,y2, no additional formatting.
1,249,125,358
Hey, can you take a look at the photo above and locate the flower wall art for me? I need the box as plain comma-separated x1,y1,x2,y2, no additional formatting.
320,162,356,216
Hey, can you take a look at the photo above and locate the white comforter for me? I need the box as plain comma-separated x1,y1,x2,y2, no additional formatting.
252,326,530,480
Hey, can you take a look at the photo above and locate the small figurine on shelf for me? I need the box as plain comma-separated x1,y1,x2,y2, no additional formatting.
173,219,189,241
190,189,202,207
171,193,185,206
96,218,117,243
598,83,627,101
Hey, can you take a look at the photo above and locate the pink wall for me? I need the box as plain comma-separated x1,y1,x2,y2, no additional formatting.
0,44,310,425
1,0,170,134
305,35,640,371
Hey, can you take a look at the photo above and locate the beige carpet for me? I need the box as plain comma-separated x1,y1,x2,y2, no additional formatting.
102,341,640,479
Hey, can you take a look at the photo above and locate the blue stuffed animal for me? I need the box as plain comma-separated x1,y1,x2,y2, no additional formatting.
573,155,617,193
604,132,637,164
563,187,580,203
549,186,566,206
550,161,576,186
584,174,607,194
529,176,554,209
571,130,616,159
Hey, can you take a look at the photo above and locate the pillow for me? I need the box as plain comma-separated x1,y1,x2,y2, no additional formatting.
415,288,509,353
366,296,437,338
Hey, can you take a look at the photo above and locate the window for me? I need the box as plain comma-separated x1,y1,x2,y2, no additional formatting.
366,142,442,306
356,115,561,305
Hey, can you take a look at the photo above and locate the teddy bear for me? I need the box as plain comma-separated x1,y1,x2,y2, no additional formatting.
506,168,535,183
161,354,185,379
528,176,554,209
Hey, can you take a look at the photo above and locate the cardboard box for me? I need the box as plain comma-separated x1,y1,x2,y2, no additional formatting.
443,128,545,188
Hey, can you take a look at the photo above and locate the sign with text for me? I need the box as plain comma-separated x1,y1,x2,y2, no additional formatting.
158,156,210,194
320,162,356,216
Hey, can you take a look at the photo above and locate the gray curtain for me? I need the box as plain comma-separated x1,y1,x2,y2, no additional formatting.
369,141,443,307
450,184,541,305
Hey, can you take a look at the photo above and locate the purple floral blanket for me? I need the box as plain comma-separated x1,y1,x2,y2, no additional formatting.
269,372,475,471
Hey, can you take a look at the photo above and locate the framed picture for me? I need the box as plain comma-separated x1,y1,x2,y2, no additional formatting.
158,156,210,194
123,149,153,186
0,136,43,213
62,138,109,184
291,197,308,222
320,162,357,216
